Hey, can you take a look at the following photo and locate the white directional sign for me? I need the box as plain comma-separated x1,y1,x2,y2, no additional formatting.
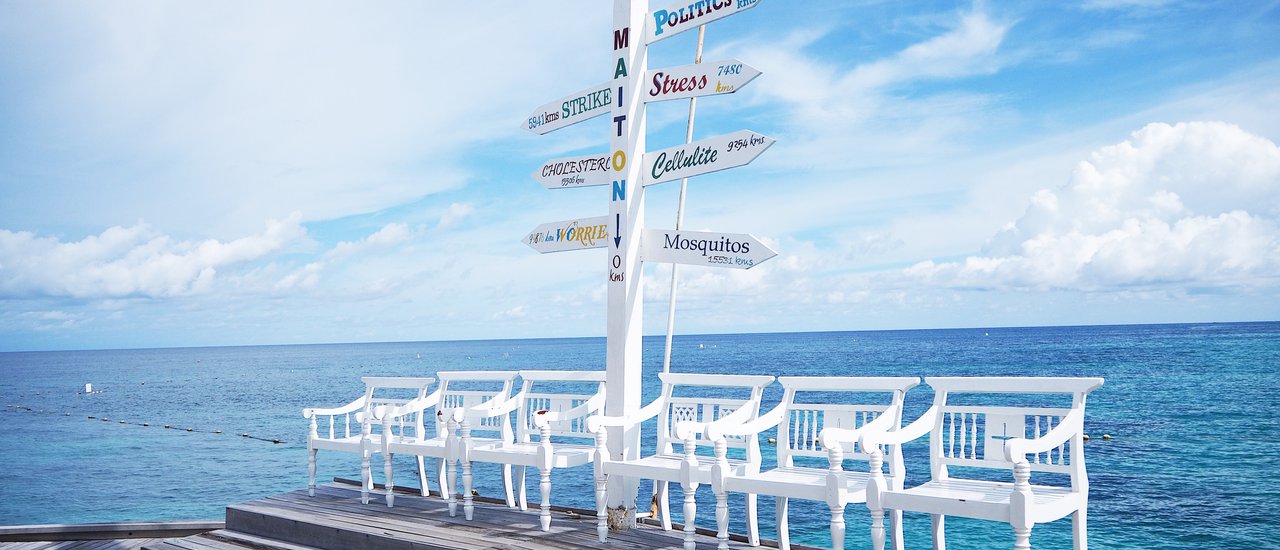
523,81,612,135
642,129,774,186
641,228,776,269
532,152,614,189
646,0,764,44
644,59,761,103
524,216,612,253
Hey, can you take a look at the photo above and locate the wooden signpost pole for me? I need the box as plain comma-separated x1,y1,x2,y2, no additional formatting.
605,0,648,528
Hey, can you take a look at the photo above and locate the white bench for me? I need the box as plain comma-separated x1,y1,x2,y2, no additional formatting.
588,372,775,550
303,376,436,504
861,377,1104,550
455,370,607,529
701,376,919,550
377,370,518,511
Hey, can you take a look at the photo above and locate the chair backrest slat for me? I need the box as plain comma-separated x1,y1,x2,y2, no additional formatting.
514,370,606,442
776,376,919,466
656,372,774,453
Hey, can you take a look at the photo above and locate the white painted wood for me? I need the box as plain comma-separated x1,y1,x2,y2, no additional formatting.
587,372,774,547
376,371,517,511
302,377,435,504
645,0,764,44
641,129,774,186
524,216,612,254
457,370,607,531
640,228,776,269
531,153,614,189
860,377,1104,550
704,376,919,550
522,80,613,135
643,58,761,103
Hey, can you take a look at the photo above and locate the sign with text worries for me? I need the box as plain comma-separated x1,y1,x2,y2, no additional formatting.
532,152,614,189
646,0,763,44
642,130,774,186
644,59,761,103
523,81,613,135
524,216,612,253
641,228,776,269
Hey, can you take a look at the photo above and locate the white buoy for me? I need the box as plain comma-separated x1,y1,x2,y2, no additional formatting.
84,383,93,394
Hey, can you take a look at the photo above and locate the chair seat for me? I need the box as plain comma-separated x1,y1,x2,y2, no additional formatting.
725,466,872,503
310,434,383,452
603,453,755,484
384,436,449,457
469,441,596,469
882,478,1082,523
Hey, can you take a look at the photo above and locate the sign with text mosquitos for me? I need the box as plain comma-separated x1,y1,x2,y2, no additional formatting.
520,0,774,526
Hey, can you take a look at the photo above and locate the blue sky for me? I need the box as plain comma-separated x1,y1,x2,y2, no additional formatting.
1,1,1278,352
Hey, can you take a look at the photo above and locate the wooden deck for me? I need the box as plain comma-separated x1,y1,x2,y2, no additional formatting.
134,482,813,550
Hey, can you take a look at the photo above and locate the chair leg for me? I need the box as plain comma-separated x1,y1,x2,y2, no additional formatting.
891,509,904,550
462,456,475,520
416,456,428,497
502,464,515,507
658,481,672,530
931,514,945,550
715,487,729,550
539,466,553,531
517,465,529,511
682,479,698,550
776,496,790,550
360,450,372,505
435,457,447,501
307,449,317,497
871,504,886,550
384,453,396,507
594,470,608,543
746,493,759,546
1013,525,1031,550
447,456,458,517
829,501,845,550
1073,505,1088,550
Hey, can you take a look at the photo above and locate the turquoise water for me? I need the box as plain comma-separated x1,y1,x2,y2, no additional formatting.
1,322,1278,548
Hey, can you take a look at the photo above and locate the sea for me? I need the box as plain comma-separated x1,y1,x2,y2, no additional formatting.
1,322,1278,549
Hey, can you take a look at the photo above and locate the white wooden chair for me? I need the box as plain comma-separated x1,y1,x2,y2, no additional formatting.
377,370,518,512
702,376,920,550
302,376,436,504
588,372,776,550
455,370,606,529
860,377,1104,550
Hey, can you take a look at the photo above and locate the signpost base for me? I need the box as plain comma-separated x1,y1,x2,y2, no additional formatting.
607,505,636,530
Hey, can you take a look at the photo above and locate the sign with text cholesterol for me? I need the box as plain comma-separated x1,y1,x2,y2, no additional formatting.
531,152,613,189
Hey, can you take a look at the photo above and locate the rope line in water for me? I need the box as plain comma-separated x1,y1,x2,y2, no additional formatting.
3,403,285,444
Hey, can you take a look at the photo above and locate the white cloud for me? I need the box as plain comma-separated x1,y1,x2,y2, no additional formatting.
907,122,1280,290
0,213,306,299
436,203,475,230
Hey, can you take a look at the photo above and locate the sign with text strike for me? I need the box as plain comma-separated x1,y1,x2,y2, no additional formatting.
531,152,614,189
646,0,763,44
641,228,776,269
642,129,774,186
523,81,612,135
524,216,612,253
644,59,761,103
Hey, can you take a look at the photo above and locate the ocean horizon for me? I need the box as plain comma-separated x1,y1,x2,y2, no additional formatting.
2,321,1278,548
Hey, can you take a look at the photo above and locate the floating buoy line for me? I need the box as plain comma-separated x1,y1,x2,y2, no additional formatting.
4,403,284,445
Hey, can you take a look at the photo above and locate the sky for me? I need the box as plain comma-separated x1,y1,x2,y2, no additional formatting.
1,1,1278,352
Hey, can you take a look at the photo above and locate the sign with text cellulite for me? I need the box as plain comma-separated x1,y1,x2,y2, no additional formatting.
642,129,774,186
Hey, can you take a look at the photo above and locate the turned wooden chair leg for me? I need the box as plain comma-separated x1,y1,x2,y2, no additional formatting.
932,514,946,550
776,496,790,550
1073,504,1088,550
384,453,396,507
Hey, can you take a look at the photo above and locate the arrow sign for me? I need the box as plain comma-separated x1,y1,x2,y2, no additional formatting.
646,0,764,44
522,81,612,135
641,228,776,269
524,216,612,253
531,152,613,189
644,59,761,103
642,130,774,186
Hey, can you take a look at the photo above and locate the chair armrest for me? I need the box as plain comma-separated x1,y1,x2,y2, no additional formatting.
859,405,939,453
303,396,367,418
818,406,899,450
586,395,665,433
534,391,605,427
704,400,786,441
1003,408,1084,462
376,388,442,422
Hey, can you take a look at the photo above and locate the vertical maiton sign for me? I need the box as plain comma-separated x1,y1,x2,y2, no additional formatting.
605,0,648,528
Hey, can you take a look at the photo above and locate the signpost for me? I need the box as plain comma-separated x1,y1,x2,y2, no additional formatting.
519,0,772,531
641,229,776,269
643,130,774,186
531,153,614,189
524,216,612,253
644,59,760,103
646,0,763,44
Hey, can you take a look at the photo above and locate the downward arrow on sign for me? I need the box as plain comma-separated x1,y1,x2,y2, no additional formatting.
613,213,622,248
